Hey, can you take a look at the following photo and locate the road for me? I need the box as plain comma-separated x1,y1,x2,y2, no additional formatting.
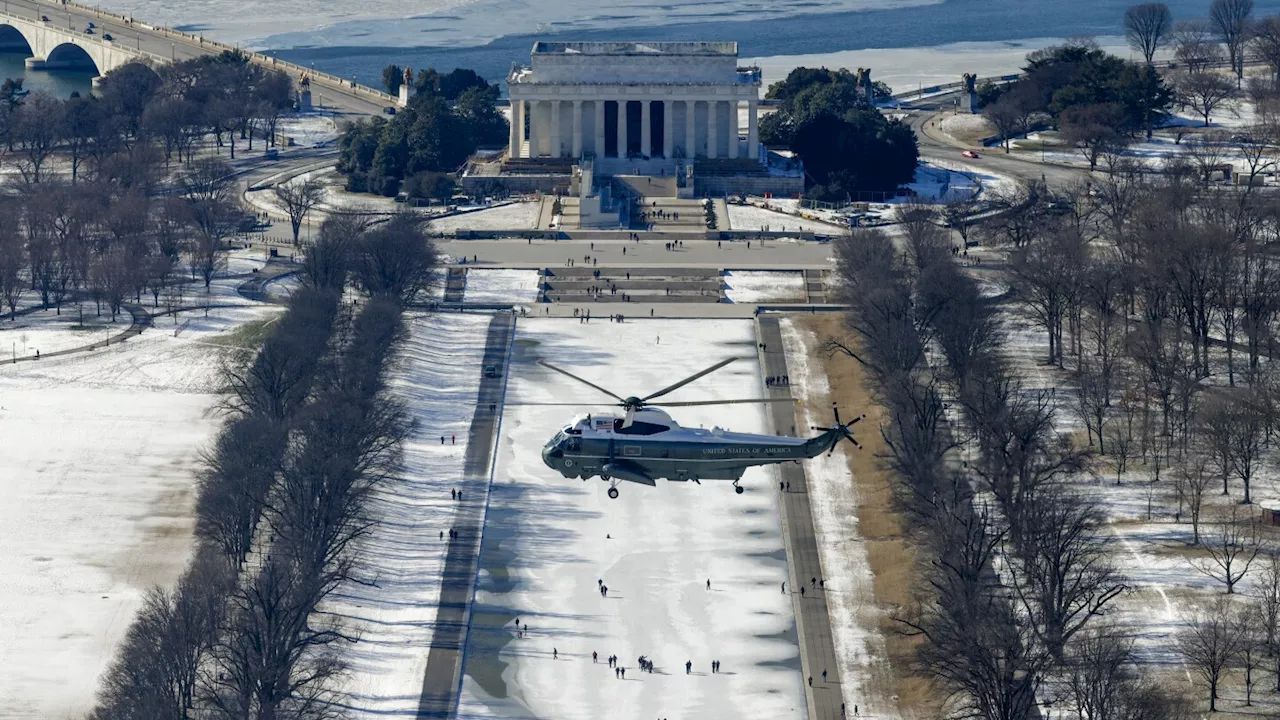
898,91,1089,190
2,0,392,117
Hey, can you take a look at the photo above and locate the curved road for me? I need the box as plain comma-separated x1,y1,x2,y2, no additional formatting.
899,92,1089,190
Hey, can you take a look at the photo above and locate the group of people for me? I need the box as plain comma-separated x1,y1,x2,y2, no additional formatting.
765,375,789,386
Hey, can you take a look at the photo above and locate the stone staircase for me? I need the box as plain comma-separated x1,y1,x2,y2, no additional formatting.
541,266,724,304
805,269,827,303
443,267,467,303
635,198,708,232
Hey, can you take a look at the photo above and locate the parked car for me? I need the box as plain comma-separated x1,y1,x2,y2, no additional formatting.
87,21,95,27
961,150,980,159
263,148,278,160
83,27,93,34
39,15,49,21
102,33,112,41
383,106,397,115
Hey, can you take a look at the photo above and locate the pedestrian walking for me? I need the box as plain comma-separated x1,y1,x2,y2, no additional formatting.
782,582,786,593
553,648,558,659
439,530,443,540
706,579,710,590
440,436,445,444
593,651,598,663
458,491,463,501
451,488,456,500
620,667,625,678
800,586,805,597
822,669,827,683
808,676,813,687
811,577,816,588
451,435,456,444
780,481,785,492
686,660,692,674
615,667,620,678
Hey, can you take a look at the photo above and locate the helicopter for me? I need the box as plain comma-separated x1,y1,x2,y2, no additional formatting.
531,357,863,498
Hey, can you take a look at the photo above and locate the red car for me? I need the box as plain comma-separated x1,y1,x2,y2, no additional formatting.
961,150,980,159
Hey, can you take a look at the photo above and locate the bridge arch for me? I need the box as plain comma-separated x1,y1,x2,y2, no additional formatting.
0,23,35,56
44,41,100,73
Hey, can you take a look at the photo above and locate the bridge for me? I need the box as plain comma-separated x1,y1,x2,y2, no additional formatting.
0,0,395,115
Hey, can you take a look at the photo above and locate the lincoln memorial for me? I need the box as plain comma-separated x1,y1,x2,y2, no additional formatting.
461,41,803,204
507,41,762,164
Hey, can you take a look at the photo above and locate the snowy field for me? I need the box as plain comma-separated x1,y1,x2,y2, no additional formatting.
275,112,340,148
463,268,541,305
427,202,541,234
723,271,807,304
458,318,805,719
0,308,126,358
0,277,279,718
263,272,302,302
322,312,491,716
726,203,845,234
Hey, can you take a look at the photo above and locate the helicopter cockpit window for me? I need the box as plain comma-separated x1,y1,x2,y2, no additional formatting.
566,437,582,452
614,419,670,436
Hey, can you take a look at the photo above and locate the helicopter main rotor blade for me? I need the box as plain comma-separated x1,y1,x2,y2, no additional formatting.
502,401,603,406
537,360,627,403
649,398,796,407
640,357,739,403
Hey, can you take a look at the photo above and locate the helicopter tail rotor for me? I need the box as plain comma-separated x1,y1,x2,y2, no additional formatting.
809,404,865,454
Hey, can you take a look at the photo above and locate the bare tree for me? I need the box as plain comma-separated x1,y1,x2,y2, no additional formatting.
1184,131,1230,184
1011,490,1126,657
1194,504,1265,593
353,213,440,306
1067,625,1183,720
274,177,325,246
1010,227,1086,365
13,92,63,184
1251,15,1280,88
1177,595,1247,711
1254,553,1280,691
1177,71,1237,126
1126,3,1175,64
1176,453,1214,544
1210,0,1255,83
1174,19,1228,74
1239,604,1266,705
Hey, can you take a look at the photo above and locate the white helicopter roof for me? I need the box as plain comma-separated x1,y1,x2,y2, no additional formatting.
562,407,809,446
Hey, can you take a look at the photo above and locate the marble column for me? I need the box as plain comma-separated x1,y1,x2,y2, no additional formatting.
550,100,562,158
508,99,520,158
594,101,605,158
747,99,759,161
706,99,718,159
662,99,674,159
727,100,739,159
685,99,696,158
616,100,626,159
572,100,583,158
528,100,541,158
641,100,651,158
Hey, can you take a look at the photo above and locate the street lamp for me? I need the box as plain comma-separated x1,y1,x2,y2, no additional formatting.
170,42,174,61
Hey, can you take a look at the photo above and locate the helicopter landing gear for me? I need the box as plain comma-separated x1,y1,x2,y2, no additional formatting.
605,476,619,499
608,487,620,499
733,481,744,495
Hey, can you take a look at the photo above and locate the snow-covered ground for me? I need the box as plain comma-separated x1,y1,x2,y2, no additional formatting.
263,272,302,302
938,113,992,142
275,112,341,148
0,307,126,358
427,202,541,234
0,270,280,718
322,312,491,716
907,164,979,201
463,268,541,305
723,271,807,303
459,318,805,719
726,202,846,234
780,318,899,719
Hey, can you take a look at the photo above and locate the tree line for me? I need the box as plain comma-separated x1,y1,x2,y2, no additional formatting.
759,67,918,201
90,213,438,719
338,67,507,198
0,155,257,323
0,50,293,189
829,215,1178,719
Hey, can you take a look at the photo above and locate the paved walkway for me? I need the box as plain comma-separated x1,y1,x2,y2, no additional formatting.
758,315,846,720
416,313,516,718
2,303,151,365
